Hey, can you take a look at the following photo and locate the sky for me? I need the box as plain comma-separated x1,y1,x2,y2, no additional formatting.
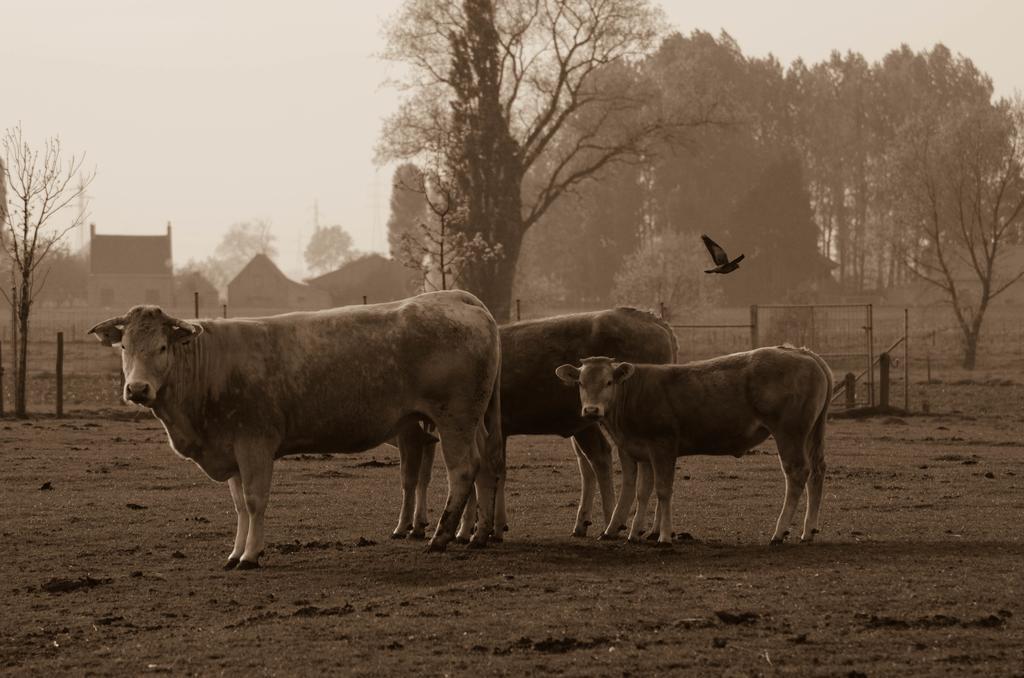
3,1,1021,279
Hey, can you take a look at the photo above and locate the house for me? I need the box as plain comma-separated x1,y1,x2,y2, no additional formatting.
87,223,174,308
306,253,420,307
227,253,331,311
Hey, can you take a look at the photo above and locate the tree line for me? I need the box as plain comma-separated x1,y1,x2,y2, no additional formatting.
382,1,1024,368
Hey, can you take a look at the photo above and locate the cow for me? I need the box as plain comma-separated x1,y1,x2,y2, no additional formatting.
89,290,503,569
392,308,677,541
555,346,832,546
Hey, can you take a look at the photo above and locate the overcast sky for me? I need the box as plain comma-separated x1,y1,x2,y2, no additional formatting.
3,1,1020,278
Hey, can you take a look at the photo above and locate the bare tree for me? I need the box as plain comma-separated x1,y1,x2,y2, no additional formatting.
2,123,94,416
379,0,717,320
304,225,356,275
394,164,502,291
902,100,1024,369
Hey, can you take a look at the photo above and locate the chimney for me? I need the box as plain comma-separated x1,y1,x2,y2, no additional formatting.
89,222,96,240
166,220,172,237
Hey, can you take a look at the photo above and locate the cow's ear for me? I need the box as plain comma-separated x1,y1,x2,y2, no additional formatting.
555,364,581,385
169,320,203,344
89,317,126,347
612,362,636,383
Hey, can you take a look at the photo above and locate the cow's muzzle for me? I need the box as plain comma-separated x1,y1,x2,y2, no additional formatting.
125,381,154,406
582,406,603,420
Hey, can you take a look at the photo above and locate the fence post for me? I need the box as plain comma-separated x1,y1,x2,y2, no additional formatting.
866,304,875,407
845,372,856,409
749,305,759,349
222,303,227,319
903,308,909,412
194,292,199,319
363,295,367,305
659,301,666,320
56,332,64,418
0,338,4,417
516,298,521,321
879,352,890,409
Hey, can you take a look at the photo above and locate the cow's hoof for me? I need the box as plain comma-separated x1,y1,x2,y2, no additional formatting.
235,559,260,570
390,531,407,540
768,538,785,547
627,536,642,544
223,557,240,570
408,529,427,540
467,538,488,550
426,540,447,553
488,532,503,544
454,535,471,545
653,541,673,549
597,532,616,541
645,531,660,542
571,528,588,538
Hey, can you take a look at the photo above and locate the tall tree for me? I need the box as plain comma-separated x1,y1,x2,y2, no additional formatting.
386,163,428,259
2,123,94,416
898,99,1024,369
380,0,714,320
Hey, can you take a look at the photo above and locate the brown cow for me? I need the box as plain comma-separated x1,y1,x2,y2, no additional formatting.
393,308,677,541
556,346,831,546
90,291,503,568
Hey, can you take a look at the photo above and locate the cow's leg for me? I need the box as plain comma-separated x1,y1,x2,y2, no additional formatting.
428,428,479,552
651,453,677,547
225,475,249,570
237,449,274,569
628,461,653,543
802,449,827,543
573,426,615,537
770,431,811,546
393,427,425,539
601,448,638,540
494,463,508,538
571,436,598,537
456,488,477,543
411,441,436,539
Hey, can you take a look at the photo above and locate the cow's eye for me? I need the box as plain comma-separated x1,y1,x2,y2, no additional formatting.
606,380,613,386
159,345,167,354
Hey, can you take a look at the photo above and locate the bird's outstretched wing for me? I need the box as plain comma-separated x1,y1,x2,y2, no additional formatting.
701,234,729,266
730,254,745,266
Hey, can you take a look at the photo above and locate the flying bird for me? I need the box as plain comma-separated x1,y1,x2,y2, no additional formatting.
701,234,744,274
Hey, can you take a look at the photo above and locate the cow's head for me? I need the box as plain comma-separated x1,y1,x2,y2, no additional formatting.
89,306,203,407
555,356,635,420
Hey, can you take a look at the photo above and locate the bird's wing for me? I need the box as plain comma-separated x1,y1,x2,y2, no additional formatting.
730,254,745,266
701,234,729,266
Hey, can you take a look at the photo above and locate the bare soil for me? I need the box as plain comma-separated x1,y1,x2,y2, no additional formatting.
1,381,1023,676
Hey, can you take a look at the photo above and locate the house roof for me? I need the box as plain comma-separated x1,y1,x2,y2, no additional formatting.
306,254,419,304
90,229,172,276
228,253,295,288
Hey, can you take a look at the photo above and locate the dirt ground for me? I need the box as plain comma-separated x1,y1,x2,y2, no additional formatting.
1,380,1022,676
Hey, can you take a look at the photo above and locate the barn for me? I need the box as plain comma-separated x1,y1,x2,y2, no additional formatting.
306,253,420,306
87,222,175,308
227,253,331,311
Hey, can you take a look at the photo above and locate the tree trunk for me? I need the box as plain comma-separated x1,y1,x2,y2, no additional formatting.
961,330,979,370
15,298,29,417
474,230,523,323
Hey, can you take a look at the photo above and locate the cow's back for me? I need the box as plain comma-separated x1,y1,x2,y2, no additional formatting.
500,308,675,437
169,291,498,458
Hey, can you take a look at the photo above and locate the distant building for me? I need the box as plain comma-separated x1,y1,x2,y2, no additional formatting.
87,223,174,308
228,253,331,311
306,254,420,306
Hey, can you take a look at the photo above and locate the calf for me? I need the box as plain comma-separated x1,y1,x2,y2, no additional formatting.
556,346,831,546
90,291,503,568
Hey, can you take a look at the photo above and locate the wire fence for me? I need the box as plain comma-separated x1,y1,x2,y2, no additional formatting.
1,298,1022,415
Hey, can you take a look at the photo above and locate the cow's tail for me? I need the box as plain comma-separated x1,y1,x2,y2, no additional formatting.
805,349,832,476
478,359,504,478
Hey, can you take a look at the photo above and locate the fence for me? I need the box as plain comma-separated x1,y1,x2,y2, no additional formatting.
2,297,1023,416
